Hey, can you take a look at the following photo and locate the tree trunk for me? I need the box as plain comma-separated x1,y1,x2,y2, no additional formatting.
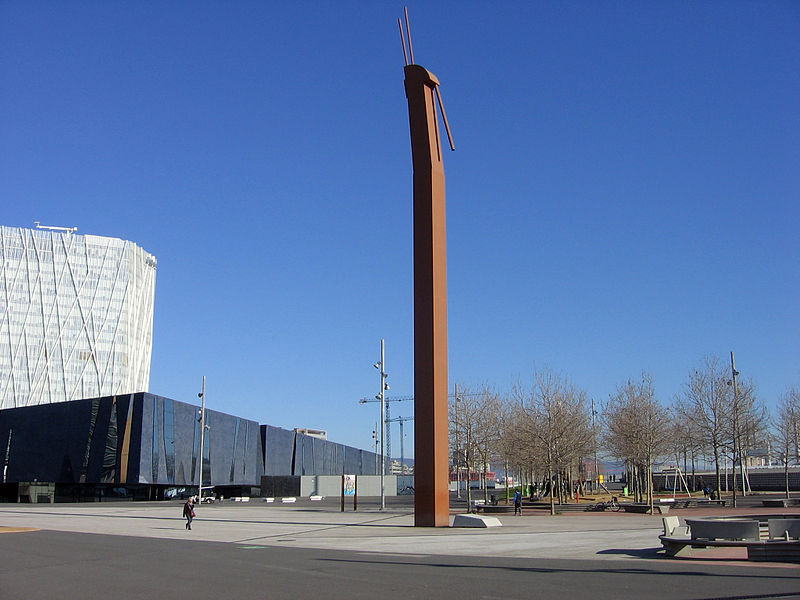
785,459,790,500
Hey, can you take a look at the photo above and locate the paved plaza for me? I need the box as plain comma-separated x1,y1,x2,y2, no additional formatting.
1,499,799,599
1,498,798,560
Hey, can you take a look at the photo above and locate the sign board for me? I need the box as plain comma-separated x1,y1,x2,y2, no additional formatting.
343,474,356,496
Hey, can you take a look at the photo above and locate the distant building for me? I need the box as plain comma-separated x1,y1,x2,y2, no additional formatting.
0,394,382,502
0,393,260,501
390,459,413,475
294,428,327,440
0,225,157,408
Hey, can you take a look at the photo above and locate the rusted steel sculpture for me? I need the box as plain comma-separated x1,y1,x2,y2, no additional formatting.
399,10,455,527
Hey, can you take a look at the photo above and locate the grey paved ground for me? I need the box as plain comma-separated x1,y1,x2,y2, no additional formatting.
2,499,799,561
0,499,677,559
1,499,799,599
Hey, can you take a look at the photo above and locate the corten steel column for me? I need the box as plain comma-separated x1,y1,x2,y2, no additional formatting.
405,64,450,527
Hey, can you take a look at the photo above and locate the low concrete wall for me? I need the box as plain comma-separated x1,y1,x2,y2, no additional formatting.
300,475,397,497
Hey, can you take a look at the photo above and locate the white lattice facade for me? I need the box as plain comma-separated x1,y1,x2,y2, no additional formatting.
0,226,157,408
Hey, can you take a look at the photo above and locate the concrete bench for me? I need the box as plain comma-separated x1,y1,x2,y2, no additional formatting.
660,516,800,563
768,518,800,540
480,504,515,514
687,518,760,541
670,498,727,509
622,503,670,515
762,499,800,508
762,499,788,508
662,516,689,537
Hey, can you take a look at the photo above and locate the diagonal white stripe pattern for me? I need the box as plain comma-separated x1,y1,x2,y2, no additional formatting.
0,226,156,408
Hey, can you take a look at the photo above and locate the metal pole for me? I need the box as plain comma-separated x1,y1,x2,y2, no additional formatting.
380,339,386,510
592,398,598,493
198,375,206,503
374,422,379,474
730,351,739,508
455,383,460,499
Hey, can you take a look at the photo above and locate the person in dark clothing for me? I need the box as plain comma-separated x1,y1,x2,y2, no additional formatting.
513,490,522,515
183,497,195,530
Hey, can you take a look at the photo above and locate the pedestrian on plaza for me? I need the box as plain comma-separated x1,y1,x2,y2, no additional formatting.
513,490,522,515
183,496,196,530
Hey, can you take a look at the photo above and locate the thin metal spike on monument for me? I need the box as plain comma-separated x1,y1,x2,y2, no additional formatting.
404,6,415,64
434,87,455,151
398,18,409,66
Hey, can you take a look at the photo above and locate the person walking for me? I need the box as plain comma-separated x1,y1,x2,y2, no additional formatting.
513,490,522,515
183,496,196,530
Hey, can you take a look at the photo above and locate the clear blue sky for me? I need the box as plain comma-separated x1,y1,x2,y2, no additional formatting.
2,2,798,454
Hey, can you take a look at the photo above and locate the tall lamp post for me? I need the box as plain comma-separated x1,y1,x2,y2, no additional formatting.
728,351,741,508
196,376,209,503
360,340,389,510
454,383,461,499
375,340,389,510
591,398,598,493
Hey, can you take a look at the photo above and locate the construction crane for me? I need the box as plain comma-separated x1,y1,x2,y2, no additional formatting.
359,395,413,471
358,389,484,472
386,415,414,474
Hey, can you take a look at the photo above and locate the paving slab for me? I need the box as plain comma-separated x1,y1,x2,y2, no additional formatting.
1,501,798,564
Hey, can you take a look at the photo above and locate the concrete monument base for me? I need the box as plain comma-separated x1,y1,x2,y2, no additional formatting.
452,514,502,528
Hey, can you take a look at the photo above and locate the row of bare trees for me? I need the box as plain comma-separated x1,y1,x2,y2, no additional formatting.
448,355,800,514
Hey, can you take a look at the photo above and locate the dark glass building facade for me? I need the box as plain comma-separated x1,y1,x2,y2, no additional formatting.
0,392,380,502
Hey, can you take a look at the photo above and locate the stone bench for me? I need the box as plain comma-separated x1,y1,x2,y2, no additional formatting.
767,518,800,540
621,503,670,514
659,516,800,563
479,504,515,514
762,499,800,508
687,518,760,541
670,498,727,509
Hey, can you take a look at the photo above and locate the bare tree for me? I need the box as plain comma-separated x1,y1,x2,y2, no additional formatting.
603,373,669,512
666,407,702,493
449,385,501,507
493,396,519,504
515,369,592,515
675,356,729,494
773,387,800,499
722,358,767,507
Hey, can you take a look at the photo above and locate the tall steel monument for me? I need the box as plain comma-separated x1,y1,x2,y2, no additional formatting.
399,10,455,527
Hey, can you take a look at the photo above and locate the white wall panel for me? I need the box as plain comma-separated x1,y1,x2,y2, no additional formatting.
0,226,156,408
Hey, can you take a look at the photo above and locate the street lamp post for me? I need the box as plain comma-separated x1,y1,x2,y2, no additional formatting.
360,341,389,510
197,376,207,503
728,351,741,508
377,340,388,510
372,422,379,474
592,398,598,494
454,383,461,499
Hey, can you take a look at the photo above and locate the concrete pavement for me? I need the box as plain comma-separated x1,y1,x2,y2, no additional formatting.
2,498,798,563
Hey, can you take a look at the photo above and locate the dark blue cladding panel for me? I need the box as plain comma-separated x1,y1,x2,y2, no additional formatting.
1,395,376,485
262,425,295,476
